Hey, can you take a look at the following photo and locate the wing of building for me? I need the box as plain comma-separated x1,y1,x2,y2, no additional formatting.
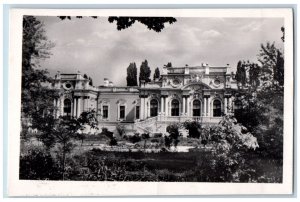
51,64,238,135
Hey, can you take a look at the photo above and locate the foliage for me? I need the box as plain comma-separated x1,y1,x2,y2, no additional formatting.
166,124,181,148
129,133,142,143
31,110,98,179
116,124,126,137
183,120,202,139
139,60,151,85
58,16,177,32
164,62,172,67
22,16,56,119
126,62,138,86
234,35,284,159
204,115,259,182
153,67,160,80
19,144,60,180
108,17,177,32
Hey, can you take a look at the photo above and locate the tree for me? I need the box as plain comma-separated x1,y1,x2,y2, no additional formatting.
139,60,151,85
126,62,138,86
166,124,181,149
164,62,172,67
235,60,246,87
206,115,258,182
21,16,56,120
88,76,93,86
32,110,98,180
183,120,202,139
153,67,160,81
58,16,177,32
234,33,284,159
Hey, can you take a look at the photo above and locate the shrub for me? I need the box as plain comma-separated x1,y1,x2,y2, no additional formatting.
183,120,202,138
129,133,141,143
20,145,60,180
153,133,163,138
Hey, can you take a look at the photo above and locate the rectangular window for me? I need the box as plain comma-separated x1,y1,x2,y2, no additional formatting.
103,105,108,119
136,106,140,119
120,106,125,120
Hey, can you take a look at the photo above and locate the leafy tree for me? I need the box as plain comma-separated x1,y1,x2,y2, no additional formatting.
206,115,258,182
153,67,160,81
126,62,138,86
139,60,151,85
235,60,246,87
183,120,202,139
234,34,284,159
32,110,98,180
142,133,150,151
88,76,93,86
21,16,56,119
58,16,177,32
166,124,181,148
164,62,172,67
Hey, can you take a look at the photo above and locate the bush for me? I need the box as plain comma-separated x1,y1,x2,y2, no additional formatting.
20,145,60,180
129,133,141,143
183,121,202,138
153,133,163,138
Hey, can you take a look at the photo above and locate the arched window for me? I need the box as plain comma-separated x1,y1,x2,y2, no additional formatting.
171,99,180,116
63,99,72,116
150,99,158,117
193,100,201,116
213,100,222,117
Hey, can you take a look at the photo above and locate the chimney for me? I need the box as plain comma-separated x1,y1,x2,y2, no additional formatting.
226,64,230,74
205,63,209,75
104,78,109,87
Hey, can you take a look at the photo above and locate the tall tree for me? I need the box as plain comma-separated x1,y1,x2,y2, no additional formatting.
153,67,160,80
126,62,138,86
22,16,56,119
139,60,151,85
235,60,246,87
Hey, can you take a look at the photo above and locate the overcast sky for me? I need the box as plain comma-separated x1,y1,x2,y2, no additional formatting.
37,16,284,86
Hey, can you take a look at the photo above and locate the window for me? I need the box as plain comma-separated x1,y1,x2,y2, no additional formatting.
136,106,140,119
102,105,108,119
193,100,201,116
119,105,125,120
171,99,180,116
213,100,222,117
63,99,72,116
150,99,158,117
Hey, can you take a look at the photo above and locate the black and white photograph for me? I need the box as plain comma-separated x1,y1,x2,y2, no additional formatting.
7,8,294,196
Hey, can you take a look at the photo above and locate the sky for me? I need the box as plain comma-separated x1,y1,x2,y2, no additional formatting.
36,16,284,86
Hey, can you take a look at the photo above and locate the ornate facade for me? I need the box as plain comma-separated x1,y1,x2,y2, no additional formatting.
52,64,238,134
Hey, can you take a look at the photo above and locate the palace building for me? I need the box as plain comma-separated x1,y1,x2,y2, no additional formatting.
51,63,238,135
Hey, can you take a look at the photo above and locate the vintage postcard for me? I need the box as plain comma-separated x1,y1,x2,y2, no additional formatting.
7,8,294,196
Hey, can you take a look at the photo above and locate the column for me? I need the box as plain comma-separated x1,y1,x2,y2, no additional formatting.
77,97,81,117
186,96,190,117
53,99,56,118
207,97,211,117
147,100,150,118
182,97,186,115
140,97,145,120
229,97,232,114
73,98,77,117
224,97,228,114
57,99,61,117
161,96,164,115
86,97,89,111
165,97,168,116
203,97,207,117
